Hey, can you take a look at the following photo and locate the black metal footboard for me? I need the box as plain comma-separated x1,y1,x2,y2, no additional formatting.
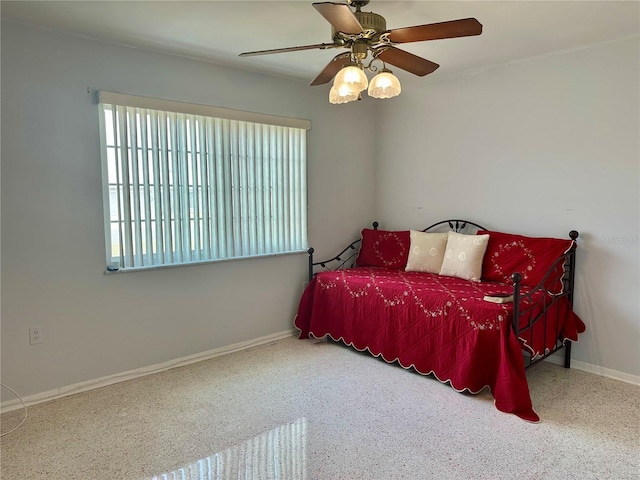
512,231,579,369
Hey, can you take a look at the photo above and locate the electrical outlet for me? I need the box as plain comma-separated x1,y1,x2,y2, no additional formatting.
29,326,44,345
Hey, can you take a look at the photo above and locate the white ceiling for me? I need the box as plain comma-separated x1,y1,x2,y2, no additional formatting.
2,1,639,85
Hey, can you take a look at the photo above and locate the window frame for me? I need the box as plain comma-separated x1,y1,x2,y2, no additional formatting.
97,91,310,272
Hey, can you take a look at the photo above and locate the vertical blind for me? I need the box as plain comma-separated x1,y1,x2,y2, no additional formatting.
98,92,309,270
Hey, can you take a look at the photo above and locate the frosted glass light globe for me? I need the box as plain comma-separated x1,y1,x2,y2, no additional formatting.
329,84,358,104
368,71,401,99
333,65,368,93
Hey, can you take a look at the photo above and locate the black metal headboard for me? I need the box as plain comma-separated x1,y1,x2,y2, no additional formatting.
307,219,487,281
422,219,487,234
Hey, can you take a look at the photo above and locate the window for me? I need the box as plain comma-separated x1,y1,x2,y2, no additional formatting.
98,92,309,271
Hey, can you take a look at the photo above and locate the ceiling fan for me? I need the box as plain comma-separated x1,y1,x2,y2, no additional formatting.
239,0,482,99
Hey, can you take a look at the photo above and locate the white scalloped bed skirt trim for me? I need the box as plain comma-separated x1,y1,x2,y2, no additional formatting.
295,323,640,395
298,327,541,423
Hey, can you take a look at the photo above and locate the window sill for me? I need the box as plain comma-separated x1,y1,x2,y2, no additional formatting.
104,249,308,274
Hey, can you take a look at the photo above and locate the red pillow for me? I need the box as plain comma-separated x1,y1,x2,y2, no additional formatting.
478,230,575,292
356,229,410,269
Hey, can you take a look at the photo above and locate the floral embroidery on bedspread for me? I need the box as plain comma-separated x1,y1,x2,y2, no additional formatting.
316,276,337,290
315,268,513,326
430,274,509,331
488,240,536,284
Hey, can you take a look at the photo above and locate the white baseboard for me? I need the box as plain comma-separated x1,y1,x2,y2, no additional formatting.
4,332,636,413
1,329,298,413
545,355,640,386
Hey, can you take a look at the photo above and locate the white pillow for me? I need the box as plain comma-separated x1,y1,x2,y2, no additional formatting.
405,231,449,273
439,231,490,282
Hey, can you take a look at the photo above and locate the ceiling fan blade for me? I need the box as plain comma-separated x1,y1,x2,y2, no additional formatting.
239,43,338,57
387,18,482,43
313,2,363,34
310,52,351,86
376,47,439,77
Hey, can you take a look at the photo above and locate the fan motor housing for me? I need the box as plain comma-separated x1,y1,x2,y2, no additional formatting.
331,10,386,39
354,11,386,32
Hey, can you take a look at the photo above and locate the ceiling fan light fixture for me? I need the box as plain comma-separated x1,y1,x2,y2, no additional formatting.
368,69,401,99
333,64,368,93
240,2,483,105
329,83,359,104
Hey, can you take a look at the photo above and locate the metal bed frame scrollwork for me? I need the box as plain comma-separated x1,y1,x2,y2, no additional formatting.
306,219,579,370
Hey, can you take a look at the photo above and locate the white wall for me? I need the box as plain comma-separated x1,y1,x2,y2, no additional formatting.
0,21,377,400
376,37,640,377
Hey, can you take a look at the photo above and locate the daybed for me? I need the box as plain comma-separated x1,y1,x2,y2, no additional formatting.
294,220,586,422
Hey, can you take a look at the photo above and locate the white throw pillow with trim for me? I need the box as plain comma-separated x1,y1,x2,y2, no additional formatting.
439,231,490,282
405,231,449,273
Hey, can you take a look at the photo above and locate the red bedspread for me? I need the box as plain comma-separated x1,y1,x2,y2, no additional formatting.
294,267,585,422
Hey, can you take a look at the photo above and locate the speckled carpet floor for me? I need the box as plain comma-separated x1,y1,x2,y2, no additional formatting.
1,336,639,479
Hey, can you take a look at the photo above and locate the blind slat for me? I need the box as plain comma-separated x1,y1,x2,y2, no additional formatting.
291,132,300,250
128,109,144,266
262,127,272,254
284,129,292,251
269,127,277,253
230,122,242,256
139,108,155,266
110,107,125,268
247,124,257,255
239,122,250,256
222,119,233,257
177,115,191,262
276,127,285,252
199,118,211,259
159,112,173,264
206,119,219,258
215,118,228,258
118,106,134,268
149,111,164,265
300,133,308,249
189,115,201,261
169,113,183,263
254,125,265,255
